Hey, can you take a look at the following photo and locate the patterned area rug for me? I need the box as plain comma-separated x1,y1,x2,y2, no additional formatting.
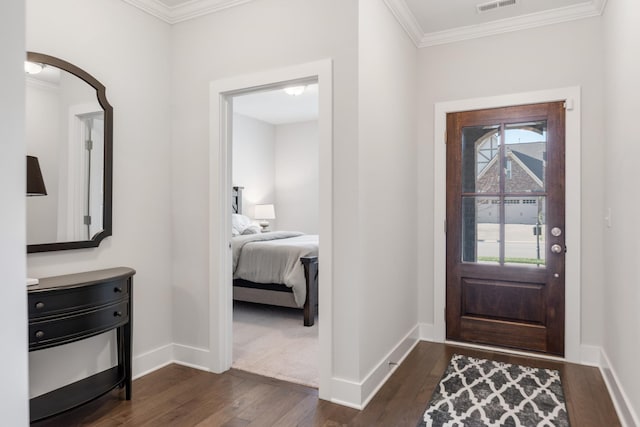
419,354,570,427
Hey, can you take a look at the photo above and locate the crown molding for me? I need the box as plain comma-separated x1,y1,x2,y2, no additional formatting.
386,0,608,48
382,0,424,46
123,0,608,35
420,0,606,47
121,0,254,24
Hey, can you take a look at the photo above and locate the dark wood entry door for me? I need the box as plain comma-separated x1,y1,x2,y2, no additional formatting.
446,102,566,356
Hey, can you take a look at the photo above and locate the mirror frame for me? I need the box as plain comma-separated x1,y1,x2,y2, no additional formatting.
26,52,113,253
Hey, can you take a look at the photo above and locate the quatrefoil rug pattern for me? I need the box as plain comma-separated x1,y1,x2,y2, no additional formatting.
418,354,570,427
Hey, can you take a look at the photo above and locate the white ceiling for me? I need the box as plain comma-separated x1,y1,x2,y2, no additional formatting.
233,84,318,125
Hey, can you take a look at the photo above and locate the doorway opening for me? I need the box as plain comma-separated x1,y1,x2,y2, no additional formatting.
230,81,320,387
208,60,333,398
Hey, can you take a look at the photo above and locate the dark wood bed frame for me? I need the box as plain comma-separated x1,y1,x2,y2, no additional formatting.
232,186,318,326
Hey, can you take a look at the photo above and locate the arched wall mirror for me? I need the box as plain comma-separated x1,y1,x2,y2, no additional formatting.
26,52,113,253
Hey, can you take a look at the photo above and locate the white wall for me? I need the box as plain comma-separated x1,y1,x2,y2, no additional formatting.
602,0,640,423
0,0,29,423
233,115,319,233
26,0,173,396
232,113,277,226
170,0,361,386
26,81,59,244
417,18,605,348
275,120,319,234
358,0,418,381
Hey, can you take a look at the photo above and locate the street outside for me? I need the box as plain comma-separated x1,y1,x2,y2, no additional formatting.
475,223,546,264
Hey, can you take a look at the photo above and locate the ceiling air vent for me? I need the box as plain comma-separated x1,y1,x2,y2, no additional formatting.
477,0,517,13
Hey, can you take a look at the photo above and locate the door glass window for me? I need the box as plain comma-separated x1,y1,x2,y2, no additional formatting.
504,122,547,193
461,120,548,267
462,125,500,193
504,196,546,266
462,196,500,264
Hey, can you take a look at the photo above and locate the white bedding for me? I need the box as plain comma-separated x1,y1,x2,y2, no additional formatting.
232,231,319,307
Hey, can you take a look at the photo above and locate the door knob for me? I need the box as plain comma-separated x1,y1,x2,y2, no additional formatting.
551,244,563,254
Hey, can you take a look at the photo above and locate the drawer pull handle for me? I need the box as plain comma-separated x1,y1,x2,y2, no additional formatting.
35,302,45,310
35,331,45,339
114,287,123,293
114,311,123,317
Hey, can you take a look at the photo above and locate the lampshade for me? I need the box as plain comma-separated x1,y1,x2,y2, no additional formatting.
27,155,47,196
254,204,275,220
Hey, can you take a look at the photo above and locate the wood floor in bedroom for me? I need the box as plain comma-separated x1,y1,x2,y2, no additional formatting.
32,341,620,427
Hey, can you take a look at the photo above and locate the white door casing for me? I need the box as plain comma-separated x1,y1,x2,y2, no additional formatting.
208,59,333,399
433,87,582,362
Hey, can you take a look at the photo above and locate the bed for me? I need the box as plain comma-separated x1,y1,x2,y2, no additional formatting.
231,187,319,326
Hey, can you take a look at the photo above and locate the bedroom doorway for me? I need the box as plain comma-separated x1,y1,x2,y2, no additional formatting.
208,60,333,398
229,82,320,387
446,102,566,356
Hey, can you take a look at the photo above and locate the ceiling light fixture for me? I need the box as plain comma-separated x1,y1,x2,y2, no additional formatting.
24,61,44,75
283,85,306,96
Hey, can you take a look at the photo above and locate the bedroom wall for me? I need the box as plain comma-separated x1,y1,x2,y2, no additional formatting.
602,0,640,422
0,0,29,423
232,114,318,233
274,120,319,234
25,0,173,397
358,0,418,380
232,113,277,228
417,18,605,349
171,0,362,390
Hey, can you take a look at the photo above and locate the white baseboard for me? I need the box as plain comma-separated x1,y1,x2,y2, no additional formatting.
599,349,639,427
133,343,174,379
329,377,363,410
172,343,210,371
330,324,420,409
132,343,210,380
579,344,601,367
360,324,420,408
419,322,435,341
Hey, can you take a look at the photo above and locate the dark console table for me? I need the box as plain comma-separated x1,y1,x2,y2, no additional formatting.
28,267,135,422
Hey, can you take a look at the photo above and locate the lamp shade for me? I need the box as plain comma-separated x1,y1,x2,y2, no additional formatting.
27,155,47,196
254,204,275,220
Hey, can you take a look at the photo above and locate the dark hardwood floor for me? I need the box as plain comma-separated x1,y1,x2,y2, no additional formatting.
32,341,620,426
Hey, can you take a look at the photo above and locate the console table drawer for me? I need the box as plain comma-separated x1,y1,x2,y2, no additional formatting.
29,301,129,350
29,279,129,319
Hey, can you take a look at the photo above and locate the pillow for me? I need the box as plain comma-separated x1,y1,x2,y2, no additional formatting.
242,225,261,235
232,213,252,235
